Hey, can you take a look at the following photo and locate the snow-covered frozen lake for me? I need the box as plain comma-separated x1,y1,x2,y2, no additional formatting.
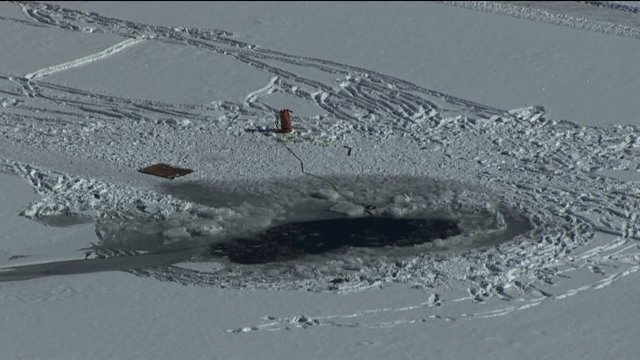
1,2,640,359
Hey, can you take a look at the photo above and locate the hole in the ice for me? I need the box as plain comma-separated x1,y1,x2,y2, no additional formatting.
210,216,461,264
3,174,535,285
30,214,94,227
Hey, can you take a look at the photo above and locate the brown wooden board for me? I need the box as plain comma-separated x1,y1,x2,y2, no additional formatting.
138,163,193,179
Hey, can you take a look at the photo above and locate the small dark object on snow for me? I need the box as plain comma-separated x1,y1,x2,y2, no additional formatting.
277,108,293,133
138,163,193,179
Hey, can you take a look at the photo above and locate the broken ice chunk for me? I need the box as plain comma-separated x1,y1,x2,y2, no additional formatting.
163,226,190,239
311,188,341,201
329,201,364,216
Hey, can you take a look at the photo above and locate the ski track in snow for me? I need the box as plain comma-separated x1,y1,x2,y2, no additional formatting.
1,1,640,332
24,37,145,80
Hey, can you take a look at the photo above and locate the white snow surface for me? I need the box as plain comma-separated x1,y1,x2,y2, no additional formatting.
1,2,640,359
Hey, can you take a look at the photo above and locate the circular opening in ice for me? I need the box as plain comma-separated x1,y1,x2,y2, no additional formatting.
210,216,461,264
81,175,534,290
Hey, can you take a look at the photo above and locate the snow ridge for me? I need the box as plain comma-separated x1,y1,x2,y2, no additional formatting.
443,1,640,41
583,1,640,14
